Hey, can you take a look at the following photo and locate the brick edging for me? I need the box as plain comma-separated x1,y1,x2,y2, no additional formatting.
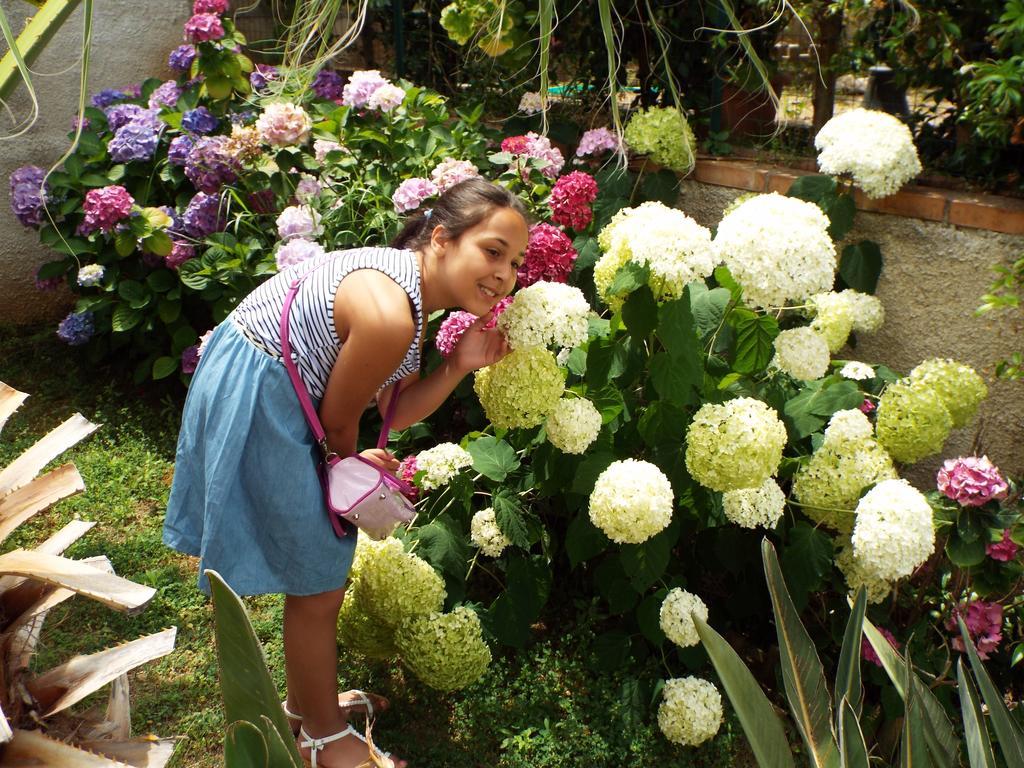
689,158,1024,236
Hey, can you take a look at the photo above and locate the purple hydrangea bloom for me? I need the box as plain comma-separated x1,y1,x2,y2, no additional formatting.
312,69,345,101
249,64,278,93
166,240,196,269
105,104,147,132
57,311,95,346
148,80,183,109
10,165,49,228
123,83,143,99
181,344,201,374
168,135,195,166
90,89,128,109
182,106,219,134
108,123,163,163
185,136,239,193
181,191,225,237
35,267,63,291
392,177,437,213
230,109,257,125
168,44,197,72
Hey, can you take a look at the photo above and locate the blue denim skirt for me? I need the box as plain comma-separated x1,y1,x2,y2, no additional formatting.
163,319,356,596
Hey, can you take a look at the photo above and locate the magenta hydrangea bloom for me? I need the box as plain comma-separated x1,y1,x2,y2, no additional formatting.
341,70,388,108
518,223,577,287
501,132,565,179
859,399,876,414
501,135,530,155
861,626,899,668
987,529,1019,562
549,171,598,230
79,185,134,234
393,177,437,213
947,601,1003,659
10,165,49,228
576,127,624,158
435,311,477,358
936,456,1009,507
275,237,324,270
398,455,420,500
166,241,196,269
193,0,228,14
184,13,225,43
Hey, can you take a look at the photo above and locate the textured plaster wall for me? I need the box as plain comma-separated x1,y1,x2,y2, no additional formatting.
677,180,1024,481
0,0,190,325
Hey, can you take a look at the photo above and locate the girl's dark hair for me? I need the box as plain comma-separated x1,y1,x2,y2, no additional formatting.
390,177,530,251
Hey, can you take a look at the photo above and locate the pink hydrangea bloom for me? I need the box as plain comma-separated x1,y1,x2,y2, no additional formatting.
193,0,228,14
314,139,344,163
987,529,1019,562
183,13,224,43
256,103,312,147
859,398,876,414
79,185,134,234
393,177,438,213
947,601,1003,659
861,626,899,668
276,205,321,241
431,158,479,193
276,237,324,270
367,83,405,111
549,171,598,231
294,175,322,203
341,70,388,108
936,456,1009,507
501,135,530,155
518,223,577,287
398,455,420,500
576,127,624,158
501,132,565,179
166,241,195,270
435,311,478,358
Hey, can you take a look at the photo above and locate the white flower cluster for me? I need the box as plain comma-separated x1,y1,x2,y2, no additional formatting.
685,398,787,492
659,589,708,648
354,537,446,630
395,607,492,691
835,536,893,604
658,677,723,746
843,290,886,333
470,507,511,557
808,292,854,353
771,327,830,380
596,202,717,302
851,478,936,582
474,347,565,429
840,361,875,381
815,108,922,199
77,264,105,287
544,397,602,454
518,91,544,114
337,581,399,659
497,281,591,351
908,358,987,429
416,442,473,491
713,193,836,309
823,408,874,446
874,379,953,464
722,478,786,529
588,459,674,544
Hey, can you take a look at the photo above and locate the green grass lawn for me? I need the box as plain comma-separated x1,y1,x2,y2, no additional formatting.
0,324,750,767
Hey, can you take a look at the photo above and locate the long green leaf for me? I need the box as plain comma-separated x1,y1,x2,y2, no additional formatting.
537,0,553,134
208,570,303,766
694,615,797,768
762,539,840,768
596,0,623,152
0,0,81,102
835,588,867,717
838,697,870,768
958,617,1024,766
901,650,928,768
863,617,960,767
225,720,269,768
957,660,997,768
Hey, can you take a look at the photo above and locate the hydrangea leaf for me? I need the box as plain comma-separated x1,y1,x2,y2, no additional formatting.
585,338,628,386
620,519,680,592
492,489,532,548
839,241,883,294
945,531,987,568
730,309,779,374
609,261,649,295
572,234,601,272
780,523,834,611
152,356,178,380
485,554,551,647
640,169,680,207
787,174,838,206
638,401,689,449
594,558,639,614
622,285,658,339
688,283,732,342
657,292,700,361
468,435,519,482
566,512,609,569
412,513,471,582
651,352,700,408
636,589,668,646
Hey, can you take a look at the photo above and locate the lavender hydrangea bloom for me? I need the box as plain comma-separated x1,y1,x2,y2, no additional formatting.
168,44,197,72
181,192,225,237
57,311,95,346
312,69,345,101
181,344,201,374
230,109,257,125
10,165,49,228
148,80,183,109
185,136,239,193
341,70,387,108
168,135,195,166
276,237,325,269
392,177,437,213
250,64,278,93
108,123,162,162
182,107,219,134
90,89,128,109
105,104,148,132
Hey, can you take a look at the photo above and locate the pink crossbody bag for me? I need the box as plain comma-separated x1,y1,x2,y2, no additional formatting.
279,266,416,540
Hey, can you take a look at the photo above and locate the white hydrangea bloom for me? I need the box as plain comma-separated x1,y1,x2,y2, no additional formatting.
474,347,565,429
518,91,544,114
395,607,492,691
416,442,473,491
771,327,830,380
659,589,708,648
470,507,511,557
843,290,885,333
355,537,446,629
597,202,717,301
588,459,674,544
658,677,723,746
808,292,855,353
685,398,788,492
722,478,786,529
840,361,875,381
545,397,602,454
823,409,874,446
592,247,630,312
851,479,936,582
713,193,836,309
497,281,591,351
815,108,922,199
835,536,892,604
76,264,105,287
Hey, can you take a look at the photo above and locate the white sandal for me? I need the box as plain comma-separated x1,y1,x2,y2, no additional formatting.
283,689,381,722
298,724,396,768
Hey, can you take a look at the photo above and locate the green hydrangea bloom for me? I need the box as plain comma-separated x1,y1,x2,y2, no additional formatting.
835,536,892,604
355,537,446,630
592,248,630,312
685,398,787,492
809,292,855,353
875,379,953,464
624,107,696,173
337,582,399,659
474,346,564,429
395,607,492,691
908,358,987,429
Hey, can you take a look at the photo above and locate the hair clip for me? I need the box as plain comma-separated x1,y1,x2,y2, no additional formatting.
423,208,433,220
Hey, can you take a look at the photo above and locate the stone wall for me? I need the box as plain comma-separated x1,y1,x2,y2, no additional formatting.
678,179,1024,482
0,0,191,325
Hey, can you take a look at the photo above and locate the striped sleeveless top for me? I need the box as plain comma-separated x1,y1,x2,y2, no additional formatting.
230,246,422,400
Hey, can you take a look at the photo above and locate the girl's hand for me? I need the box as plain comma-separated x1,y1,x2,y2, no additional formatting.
450,312,511,373
359,448,400,475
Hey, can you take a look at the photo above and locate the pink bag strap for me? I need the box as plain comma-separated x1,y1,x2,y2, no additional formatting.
279,265,401,458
